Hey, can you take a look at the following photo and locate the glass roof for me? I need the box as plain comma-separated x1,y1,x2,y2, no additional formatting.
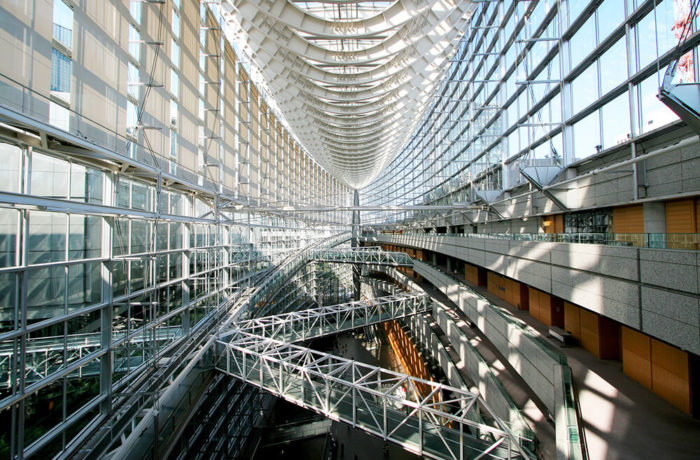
222,0,472,188
290,1,396,22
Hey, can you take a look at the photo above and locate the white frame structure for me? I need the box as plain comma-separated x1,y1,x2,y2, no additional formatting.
222,292,429,342
220,0,473,187
309,247,414,266
216,331,534,460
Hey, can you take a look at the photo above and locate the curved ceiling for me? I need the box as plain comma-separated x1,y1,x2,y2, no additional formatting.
220,0,473,189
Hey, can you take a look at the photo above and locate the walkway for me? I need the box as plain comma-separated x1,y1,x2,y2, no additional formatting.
432,264,700,460
406,276,557,460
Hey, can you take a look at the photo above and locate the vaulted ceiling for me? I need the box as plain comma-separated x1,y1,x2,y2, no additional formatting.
221,0,473,188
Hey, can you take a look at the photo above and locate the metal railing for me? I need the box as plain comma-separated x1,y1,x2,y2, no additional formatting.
309,247,414,265
221,293,429,343
366,231,700,250
53,23,72,49
216,332,534,460
0,326,183,387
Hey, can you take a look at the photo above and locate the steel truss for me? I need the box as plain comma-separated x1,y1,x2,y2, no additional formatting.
309,247,414,266
0,326,183,387
216,332,532,460
221,293,429,343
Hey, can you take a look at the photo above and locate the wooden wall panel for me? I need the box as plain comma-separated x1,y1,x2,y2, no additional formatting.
666,199,698,249
529,288,553,325
383,320,435,401
666,199,696,233
622,326,652,390
465,263,479,286
486,273,522,308
551,296,564,328
540,291,552,325
487,272,499,297
613,205,644,233
564,302,581,340
651,339,691,415
580,309,601,357
519,283,530,311
528,287,540,322
542,216,552,234
506,278,522,309
554,214,564,233
614,205,644,246
542,214,564,233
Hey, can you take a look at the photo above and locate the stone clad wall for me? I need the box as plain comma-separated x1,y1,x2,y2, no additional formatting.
366,234,700,355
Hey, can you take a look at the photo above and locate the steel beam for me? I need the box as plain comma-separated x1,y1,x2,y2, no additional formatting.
216,333,533,460
221,293,429,343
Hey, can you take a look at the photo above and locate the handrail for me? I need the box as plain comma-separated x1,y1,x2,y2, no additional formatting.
367,231,700,250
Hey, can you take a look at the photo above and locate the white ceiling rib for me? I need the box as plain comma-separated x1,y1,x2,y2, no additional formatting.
221,0,472,188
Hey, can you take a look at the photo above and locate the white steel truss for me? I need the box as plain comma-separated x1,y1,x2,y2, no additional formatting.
0,326,183,388
216,332,534,460
219,0,473,188
221,293,428,343
309,247,413,265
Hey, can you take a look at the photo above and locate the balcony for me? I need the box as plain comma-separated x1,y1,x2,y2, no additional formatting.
53,23,72,50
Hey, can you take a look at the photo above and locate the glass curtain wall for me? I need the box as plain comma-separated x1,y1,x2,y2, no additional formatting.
362,0,695,227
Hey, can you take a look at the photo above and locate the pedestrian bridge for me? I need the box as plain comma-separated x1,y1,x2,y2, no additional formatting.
215,331,532,460
221,293,429,343
216,295,534,460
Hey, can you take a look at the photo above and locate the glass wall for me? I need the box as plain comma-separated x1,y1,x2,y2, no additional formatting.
362,0,696,226
0,132,341,459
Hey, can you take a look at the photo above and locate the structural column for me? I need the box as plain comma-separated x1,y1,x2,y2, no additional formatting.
446,226,453,272
352,190,361,301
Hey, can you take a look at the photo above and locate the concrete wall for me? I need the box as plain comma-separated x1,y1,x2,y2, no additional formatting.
372,264,583,460
410,261,564,414
365,234,700,355
390,135,700,231
428,304,533,440
364,275,533,442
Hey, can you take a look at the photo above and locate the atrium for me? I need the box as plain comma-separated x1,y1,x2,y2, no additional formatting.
0,0,699,459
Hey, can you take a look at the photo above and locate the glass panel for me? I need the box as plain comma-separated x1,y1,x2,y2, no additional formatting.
572,64,598,112
32,152,69,199
600,38,628,95
51,48,71,101
116,178,130,208
129,25,140,61
573,110,600,161
70,164,103,204
129,1,141,24
639,72,679,133
0,273,17,333
68,215,101,260
26,266,65,320
171,39,179,68
67,262,102,312
0,209,17,268
597,0,625,41
0,142,21,193
172,9,180,38
635,11,657,71
602,92,631,148
570,14,596,69
170,69,179,98
130,219,148,254
128,62,140,99
23,380,64,448
131,181,150,211
27,211,66,264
